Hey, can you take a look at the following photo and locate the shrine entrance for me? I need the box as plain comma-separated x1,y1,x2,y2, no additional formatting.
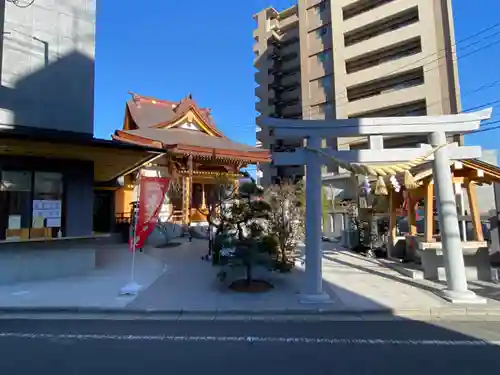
261,108,492,304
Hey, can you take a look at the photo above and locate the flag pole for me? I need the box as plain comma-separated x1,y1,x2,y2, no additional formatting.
120,171,142,296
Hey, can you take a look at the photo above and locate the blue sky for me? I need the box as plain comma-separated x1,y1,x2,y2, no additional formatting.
94,0,500,162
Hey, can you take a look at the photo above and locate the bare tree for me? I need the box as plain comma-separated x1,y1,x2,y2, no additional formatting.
265,181,305,267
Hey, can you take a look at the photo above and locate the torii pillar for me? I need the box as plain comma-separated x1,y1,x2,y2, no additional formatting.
430,131,485,303
300,135,331,303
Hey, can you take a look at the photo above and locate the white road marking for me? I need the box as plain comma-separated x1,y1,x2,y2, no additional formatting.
0,332,499,346
11,291,30,296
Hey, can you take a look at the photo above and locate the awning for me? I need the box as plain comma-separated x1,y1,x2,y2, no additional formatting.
0,126,164,182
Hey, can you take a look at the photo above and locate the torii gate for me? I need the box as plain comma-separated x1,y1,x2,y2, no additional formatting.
260,108,492,304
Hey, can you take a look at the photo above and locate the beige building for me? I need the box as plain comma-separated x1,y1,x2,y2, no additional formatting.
254,0,461,185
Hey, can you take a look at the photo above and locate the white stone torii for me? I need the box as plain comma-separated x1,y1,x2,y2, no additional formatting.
260,108,492,304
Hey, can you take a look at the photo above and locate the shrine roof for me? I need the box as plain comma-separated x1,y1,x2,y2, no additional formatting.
124,92,222,136
117,127,260,153
114,92,269,163
407,158,500,184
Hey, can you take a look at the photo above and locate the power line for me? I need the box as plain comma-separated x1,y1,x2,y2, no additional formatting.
310,20,500,111
255,21,500,123
335,36,500,111
467,119,500,134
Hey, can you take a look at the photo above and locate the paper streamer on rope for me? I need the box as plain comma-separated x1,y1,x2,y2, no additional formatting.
390,175,401,193
305,144,447,192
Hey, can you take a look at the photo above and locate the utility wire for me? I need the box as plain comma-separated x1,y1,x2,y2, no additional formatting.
256,20,500,124
303,20,500,112
467,119,500,134
334,36,500,111
251,24,500,134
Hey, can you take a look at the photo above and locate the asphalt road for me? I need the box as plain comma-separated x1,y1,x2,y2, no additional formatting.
1,318,500,374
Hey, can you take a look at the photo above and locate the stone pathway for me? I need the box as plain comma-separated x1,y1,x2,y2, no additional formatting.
127,239,314,312
127,239,451,313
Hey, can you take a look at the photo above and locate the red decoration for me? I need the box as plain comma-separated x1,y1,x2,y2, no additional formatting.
402,191,420,220
129,177,170,251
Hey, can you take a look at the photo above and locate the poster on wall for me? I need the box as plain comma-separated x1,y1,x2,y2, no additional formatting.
8,215,21,230
32,200,62,228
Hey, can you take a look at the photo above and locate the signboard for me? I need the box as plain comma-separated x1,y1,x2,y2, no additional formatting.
8,215,21,230
32,200,62,228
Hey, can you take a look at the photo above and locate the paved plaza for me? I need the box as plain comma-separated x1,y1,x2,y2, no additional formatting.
1,239,500,318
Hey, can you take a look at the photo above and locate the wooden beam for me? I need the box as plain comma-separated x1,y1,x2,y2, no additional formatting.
271,145,482,165
424,181,434,242
388,189,397,257
452,176,465,184
465,179,484,241
407,192,417,235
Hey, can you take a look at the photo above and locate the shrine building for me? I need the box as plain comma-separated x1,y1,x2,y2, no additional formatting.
112,93,269,227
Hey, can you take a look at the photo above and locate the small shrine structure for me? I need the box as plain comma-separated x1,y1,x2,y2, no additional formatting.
112,93,269,226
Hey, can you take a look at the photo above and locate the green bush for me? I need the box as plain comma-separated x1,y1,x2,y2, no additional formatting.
213,233,236,265
259,234,279,255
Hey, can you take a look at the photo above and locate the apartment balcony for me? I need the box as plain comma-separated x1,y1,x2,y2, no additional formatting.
277,166,304,178
280,41,300,56
255,70,275,85
279,27,300,43
344,21,421,60
338,0,365,6
345,84,425,116
345,51,425,87
280,71,301,86
256,100,275,114
280,57,300,72
256,125,270,143
279,13,299,31
280,103,302,117
343,0,418,34
253,28,259,40
307,10,331,32
306,0,325,7
279,87,301,102
254,85,275,100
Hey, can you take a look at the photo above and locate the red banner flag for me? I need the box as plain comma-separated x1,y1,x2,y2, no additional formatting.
129,177,170,251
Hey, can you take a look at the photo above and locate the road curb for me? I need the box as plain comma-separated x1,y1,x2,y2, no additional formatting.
1,306,500,320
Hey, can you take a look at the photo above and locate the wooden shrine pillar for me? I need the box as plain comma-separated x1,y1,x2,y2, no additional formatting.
182,175,192,225
201,183,206,209
465,179,484,241
424,180,434,242
407,191,417,236
233,178,239,195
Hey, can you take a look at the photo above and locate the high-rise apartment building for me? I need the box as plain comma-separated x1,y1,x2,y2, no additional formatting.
254,0,461,185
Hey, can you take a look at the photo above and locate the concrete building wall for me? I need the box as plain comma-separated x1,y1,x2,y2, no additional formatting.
254,0,461,184
0,0,96,134
65,160,94,236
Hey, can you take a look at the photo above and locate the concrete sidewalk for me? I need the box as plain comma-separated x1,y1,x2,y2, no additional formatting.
2,239,500,319
0,245,166,309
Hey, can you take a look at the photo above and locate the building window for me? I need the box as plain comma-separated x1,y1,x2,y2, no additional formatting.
317,50,329,63
0,171,32,241
316,26,328,38
32,172,64,238
320,76,331,89
315,2,327,15
0,170,64,241
310,102,332,119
